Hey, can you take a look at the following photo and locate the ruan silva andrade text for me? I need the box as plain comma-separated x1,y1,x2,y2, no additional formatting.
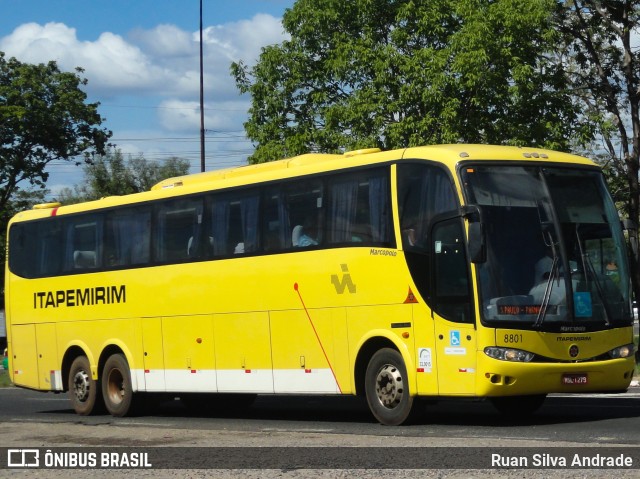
492,453,634,468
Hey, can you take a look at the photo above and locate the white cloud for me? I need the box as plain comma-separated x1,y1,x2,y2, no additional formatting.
0,14,286,100
157,99,250,133
130,24,192,58
0,22,163,94
201,13,286,63
1,14,286,188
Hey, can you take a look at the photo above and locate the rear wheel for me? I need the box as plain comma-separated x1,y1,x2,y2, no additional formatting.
364,348,421,425
68,356,102,415
102,353,134,417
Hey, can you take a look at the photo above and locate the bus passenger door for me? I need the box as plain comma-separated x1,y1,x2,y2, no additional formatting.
431,217,477,395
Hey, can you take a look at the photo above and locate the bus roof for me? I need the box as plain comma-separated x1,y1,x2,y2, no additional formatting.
18,144,595,222
152,144,595,191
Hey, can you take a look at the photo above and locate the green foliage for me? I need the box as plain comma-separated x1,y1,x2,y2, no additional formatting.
57,149,190,204
554,0,640,299
0,52,111,292
232,0,584,163
0,52,111,213
0,370,12,388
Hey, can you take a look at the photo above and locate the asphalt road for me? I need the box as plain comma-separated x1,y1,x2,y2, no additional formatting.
0,386,639,445
1,387,640,478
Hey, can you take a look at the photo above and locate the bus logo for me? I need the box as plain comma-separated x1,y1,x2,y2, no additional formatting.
331,264,356,294
8,449,39,467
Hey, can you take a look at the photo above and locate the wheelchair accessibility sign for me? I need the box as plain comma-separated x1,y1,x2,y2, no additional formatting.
445,330,466,355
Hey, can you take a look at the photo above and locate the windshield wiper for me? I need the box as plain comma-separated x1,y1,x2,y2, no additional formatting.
534,231,560,328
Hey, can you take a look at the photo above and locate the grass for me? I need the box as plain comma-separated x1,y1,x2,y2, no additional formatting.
0,369,12,388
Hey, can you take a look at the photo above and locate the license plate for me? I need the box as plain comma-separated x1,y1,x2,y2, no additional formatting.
562,373,588,385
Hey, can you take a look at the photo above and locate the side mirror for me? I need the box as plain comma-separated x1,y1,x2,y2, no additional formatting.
467,222,486,264
460,205,486,263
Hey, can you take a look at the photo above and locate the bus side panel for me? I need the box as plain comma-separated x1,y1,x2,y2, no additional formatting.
57,319,138,380
162,315,216,392
432,315,477,395
141,317,165,391
270,308,347,394
10,324,39,389
411,305,439,396
214,312,273,393
347,304,416,391
36,323,60,390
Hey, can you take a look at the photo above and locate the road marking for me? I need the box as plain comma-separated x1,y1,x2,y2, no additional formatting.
552,394,640,399
261,428,334,433
27,396,68,401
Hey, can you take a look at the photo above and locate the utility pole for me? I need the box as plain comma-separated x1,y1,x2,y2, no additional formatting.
199,0,206,172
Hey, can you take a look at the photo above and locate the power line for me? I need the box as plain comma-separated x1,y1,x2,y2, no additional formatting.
101,104,248,112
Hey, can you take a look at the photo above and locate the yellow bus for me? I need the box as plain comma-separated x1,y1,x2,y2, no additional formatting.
5,145,636,425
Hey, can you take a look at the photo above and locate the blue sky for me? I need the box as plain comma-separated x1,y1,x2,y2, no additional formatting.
0,0,294,194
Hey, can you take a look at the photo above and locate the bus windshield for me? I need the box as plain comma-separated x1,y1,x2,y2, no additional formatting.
461,165,632,331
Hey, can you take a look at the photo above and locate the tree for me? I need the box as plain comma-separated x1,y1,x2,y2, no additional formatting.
57,149,190,204
553,0,640,299
232,0,587,163
0,52,111,216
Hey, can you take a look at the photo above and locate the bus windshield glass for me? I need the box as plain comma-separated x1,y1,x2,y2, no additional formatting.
461,165,631,331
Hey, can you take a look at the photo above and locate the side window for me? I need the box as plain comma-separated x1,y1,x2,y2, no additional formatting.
65,216,102,271
8,223,32,277
398,164,457,251
327,168,392,246
210,191,260,256
263,188,290,252
397,163,460,311
432,218,472,323
105,206,151,267
155,197,203,263
9,220,64,278
287,180,323,248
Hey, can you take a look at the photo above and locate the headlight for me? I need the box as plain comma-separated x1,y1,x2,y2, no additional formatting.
484,346,535,362
608,343,635,359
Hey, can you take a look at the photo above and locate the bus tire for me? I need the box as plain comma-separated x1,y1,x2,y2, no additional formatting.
68,356,103,416
365,348,421,425
490,394,546,416
102,353,134,417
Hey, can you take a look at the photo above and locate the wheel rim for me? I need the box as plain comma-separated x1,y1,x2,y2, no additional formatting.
374,363,404,410
106,368,125,405
73,370,91,403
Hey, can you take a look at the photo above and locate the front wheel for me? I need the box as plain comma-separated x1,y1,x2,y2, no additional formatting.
364,348,421,425
68,356,103,415
102,353,134,417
